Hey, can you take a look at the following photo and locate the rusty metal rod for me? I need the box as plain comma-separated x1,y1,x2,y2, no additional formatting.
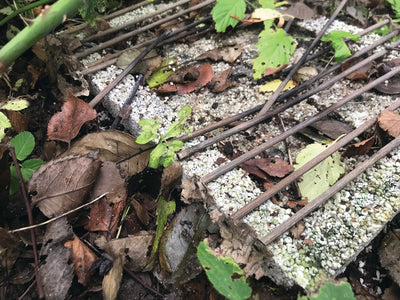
178,48,388,159
261,117,400,245
233,96,400,220
82,0,191,42
178,30,399,145
75,0,215,59
200,65,400,184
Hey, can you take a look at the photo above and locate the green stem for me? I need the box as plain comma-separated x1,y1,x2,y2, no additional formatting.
0,0,56,27
0,0,83,72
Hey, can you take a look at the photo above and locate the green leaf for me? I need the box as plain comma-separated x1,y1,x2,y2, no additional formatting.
161,149,175,168
149,142,167,168
387,0,400,18
9,165,19,195
253,25,296,79
151,195,175,258
211,0,246,32
10,131,35,161
0,112,11,141
311,280,356,300
321,30,360,62
21,159,45,181
0,97,29,111
197,240,252,300
0,7,14,15
146,58,178,88
136,119,159,144
259,0,275,9
177,105,192,120
168,140,184,152
79,0,97,25
295,142,345,202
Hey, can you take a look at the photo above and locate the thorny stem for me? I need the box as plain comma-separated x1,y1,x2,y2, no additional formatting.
9,146,44,299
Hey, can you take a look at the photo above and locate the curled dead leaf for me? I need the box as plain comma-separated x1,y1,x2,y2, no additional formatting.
47,90,97,144
64,234,98,286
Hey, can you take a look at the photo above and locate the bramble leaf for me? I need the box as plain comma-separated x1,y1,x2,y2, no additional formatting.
10,131,35,161
253,22,296,79
212,0,246,32
295,142,344,202
259,0,275,9
321,30,359,62
197,240,252,300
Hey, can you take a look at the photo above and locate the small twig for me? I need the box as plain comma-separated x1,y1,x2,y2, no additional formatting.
257,0,349,116
261,132,400,245
18,278,36,300
201,64,400,184
111,74,144,129
88,29,173,108
9,146,44,299
9,193,108,233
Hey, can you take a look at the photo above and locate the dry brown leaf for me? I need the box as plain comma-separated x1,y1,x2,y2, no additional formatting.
263,63,287,76
209,68,236,93
290,221,306,239
0,228,20,273
102,255,123,300
343,135,375,157
90,161,125,202
96,232,154,273
66,130,151,177
5,110,32,133
160,162,182,199
243,157,293,178
47,90,97,144
196,45,243,63
378,110,400,137
85,185,127,240
311,119,353,140
132,198,149,225
375,59,400,94
64,234,97,286
158,63,213,96
29,155,101,217
240,159,268,180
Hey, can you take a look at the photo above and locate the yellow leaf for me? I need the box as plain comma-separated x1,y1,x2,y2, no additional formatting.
250,8,292,22
259,79,296,92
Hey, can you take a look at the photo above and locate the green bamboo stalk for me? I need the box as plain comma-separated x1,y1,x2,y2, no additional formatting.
0,0,56,27
0,0,83,72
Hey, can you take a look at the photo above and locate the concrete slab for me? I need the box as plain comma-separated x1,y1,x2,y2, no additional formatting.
74,3,400,290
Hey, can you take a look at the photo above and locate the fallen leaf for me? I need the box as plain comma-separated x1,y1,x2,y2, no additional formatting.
39,218,74,300
0,228,20,273
66,130,151,177
209,68,236,93
277,1,315,20
196,45,243,63
379,230,400,287
159,63,213,96
117,49,162,74
293,66,318,83
160,162,182,199
375,59,400,94
285,198,309,208
310,119,353,140
378,110,400,137
47,90,97,144
258,157,294,178
241,158,293,179
263,63,287,76
259,79,296,92
85,184,127,240
29,155,101,217
102,255,123,300
64,234,98,286
341,57,372,80
96,232,154,272
132,198,149,225
231,8,290,25
290,221,305,239
5,110,31,133
343,135,375,157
